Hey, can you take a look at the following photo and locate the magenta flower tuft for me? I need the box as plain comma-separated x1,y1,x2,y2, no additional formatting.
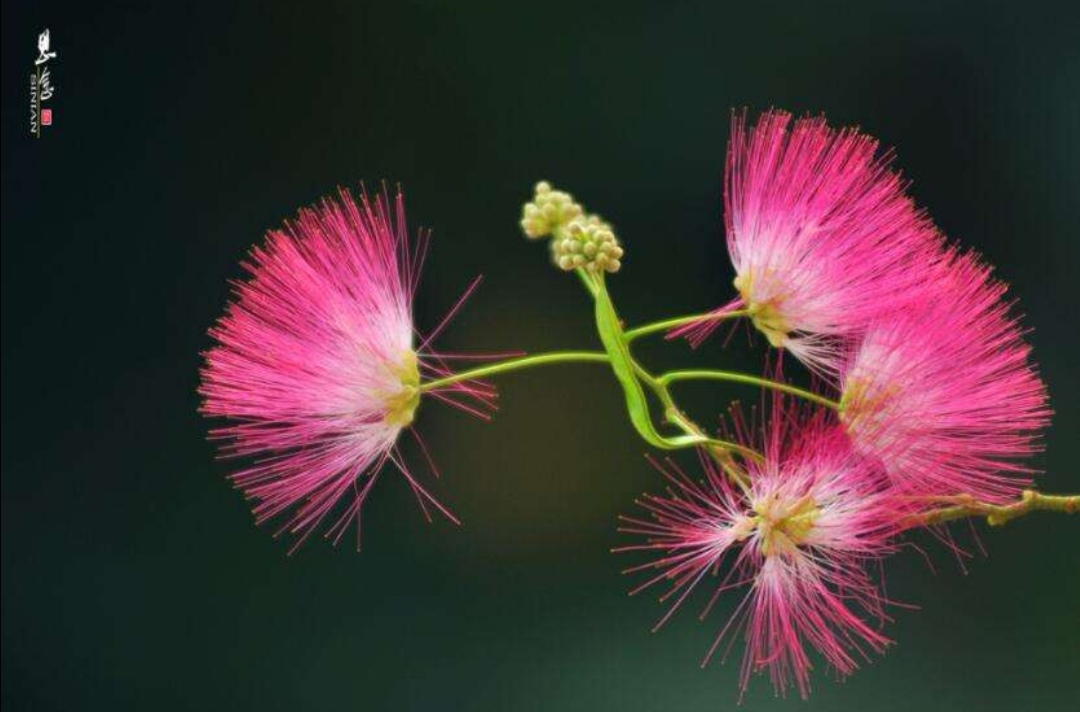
200,187,496,551
617,405,903,699
680,110,942,375
839,248,1050,504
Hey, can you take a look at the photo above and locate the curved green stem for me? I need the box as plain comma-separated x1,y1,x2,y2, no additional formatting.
419,351,609,392
658,370,840,411
917,491,1080,527
624,309,747,342
631,361,756,489
581,269,760,485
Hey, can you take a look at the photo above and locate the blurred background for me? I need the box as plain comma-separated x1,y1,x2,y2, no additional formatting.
3,1,1078,710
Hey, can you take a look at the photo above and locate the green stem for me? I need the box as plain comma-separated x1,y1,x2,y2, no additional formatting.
579,269,761,484
419,351,609,392
658,370,841,410
624,309,748,342
632,361,756,489
575,267,600,296
917,491,1080,527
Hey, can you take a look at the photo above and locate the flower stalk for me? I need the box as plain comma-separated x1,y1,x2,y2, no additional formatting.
418,351,609,392
658,369,840,410
917,490,1079,527
623,309,747,342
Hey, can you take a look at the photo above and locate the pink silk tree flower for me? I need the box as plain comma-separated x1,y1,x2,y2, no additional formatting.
200,187,495,551
617,406,903,699
838,248,1050,505
679,110,942,375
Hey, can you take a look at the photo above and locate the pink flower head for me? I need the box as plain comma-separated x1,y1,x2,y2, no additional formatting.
680,110,942,375
839,248,1050,504
618,405,902,699
200,187,496,551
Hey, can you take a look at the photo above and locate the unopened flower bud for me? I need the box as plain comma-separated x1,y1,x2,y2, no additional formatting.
551,216,624,274
520,181,584,239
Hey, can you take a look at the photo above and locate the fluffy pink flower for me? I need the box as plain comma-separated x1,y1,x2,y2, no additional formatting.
839,248,1050,504
617,406,902,699
200,187,495,550
680,110,942,375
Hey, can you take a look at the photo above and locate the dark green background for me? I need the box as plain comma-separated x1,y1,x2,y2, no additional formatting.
3,1,1078,710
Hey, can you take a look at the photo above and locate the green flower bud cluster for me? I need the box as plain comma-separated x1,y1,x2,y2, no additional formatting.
520,181,583,239
521,181,625,274
552,217,624,273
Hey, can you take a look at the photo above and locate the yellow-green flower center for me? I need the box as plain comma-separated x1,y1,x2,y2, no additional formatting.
839,375,898,440
734,271,790,348
735,493,820,558
383,349,421,427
